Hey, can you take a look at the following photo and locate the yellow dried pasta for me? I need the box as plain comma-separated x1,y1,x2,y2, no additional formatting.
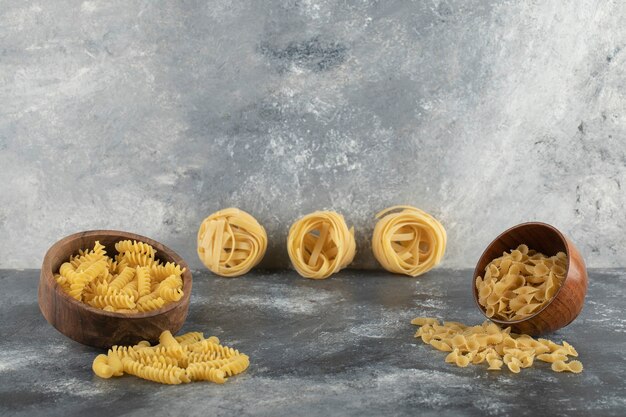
552,360,583,373
287,211,356,279
411,317,582,373
92,330,249,385
56,240,185,314
476,245,568,321
197,208,267,277
92,354,114,379
372,205,446,277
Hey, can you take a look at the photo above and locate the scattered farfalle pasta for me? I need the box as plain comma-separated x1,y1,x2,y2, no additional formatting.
411,317,582,373
475,245,568,321
287,211,356,279
197,208,268,277
372,205,446,277
55,240,185,313
92,330,250,384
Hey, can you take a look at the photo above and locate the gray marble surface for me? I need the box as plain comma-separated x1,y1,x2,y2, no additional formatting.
0,268,624,417
2,1,626,270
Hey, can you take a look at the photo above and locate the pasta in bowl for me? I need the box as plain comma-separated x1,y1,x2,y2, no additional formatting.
472,222,587,336
39,230,193,348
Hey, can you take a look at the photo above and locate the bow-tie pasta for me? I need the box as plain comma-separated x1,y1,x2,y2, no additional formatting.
475,245,568,321
287,211,356,279
197,208,267,277
411,317,582,373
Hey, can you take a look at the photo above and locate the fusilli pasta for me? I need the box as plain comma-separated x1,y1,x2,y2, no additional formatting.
93,330,249,385
55,240,185,313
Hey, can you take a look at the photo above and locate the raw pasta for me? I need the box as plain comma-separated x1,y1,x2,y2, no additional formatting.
197,208,267,277
287,211,356,279
55,240,185,314
475,245,568,321
411,317,582,373
372,205,446,277
92,330,250,385
552,360,583,373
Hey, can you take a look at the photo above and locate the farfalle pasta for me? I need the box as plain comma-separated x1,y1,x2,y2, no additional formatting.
475,245,568,321
411,317,582,373
287,211,356,279
55,240,185,313
372,205,446,276
197,208,267,277
92,330,250,385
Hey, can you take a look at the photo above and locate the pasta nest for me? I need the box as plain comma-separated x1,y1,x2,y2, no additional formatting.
287,211,356,279
197,208,267,277
372,205,446,277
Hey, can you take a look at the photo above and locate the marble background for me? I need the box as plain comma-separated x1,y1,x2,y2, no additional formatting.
1,0,625,269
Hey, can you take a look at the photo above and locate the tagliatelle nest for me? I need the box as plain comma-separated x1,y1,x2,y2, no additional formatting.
372,205,446,277
287,211,356,279
197,208,267,277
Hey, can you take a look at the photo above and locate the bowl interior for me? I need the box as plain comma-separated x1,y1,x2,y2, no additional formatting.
43,230,191,318
472,222,569,324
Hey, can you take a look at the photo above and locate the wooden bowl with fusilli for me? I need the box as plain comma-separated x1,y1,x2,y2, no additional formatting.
39,230,193,348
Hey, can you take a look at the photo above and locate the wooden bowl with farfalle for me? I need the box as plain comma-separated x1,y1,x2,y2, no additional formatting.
472,222,588,336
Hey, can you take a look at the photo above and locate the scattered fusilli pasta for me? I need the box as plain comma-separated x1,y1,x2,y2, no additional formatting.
92,330,250,385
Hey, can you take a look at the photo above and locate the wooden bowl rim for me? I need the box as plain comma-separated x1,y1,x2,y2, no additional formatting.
41,229,192,319
472,221,570,325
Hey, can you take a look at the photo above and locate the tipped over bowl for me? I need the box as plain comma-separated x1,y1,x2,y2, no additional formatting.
472,222,587,336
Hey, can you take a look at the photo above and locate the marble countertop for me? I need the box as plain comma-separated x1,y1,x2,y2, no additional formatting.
1,269,624,417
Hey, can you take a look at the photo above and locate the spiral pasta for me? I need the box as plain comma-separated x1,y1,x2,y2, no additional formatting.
88,294,136,310
150,262,185,282
175,332,205,345
372,205,446,277
115,240,156,258
411,317,582,373
186,365,226,383
287,211,356,279
55,240,185,313
187,339,240,358
92,354,114,379
197,208,267,277
122,358,187,385
109,267,136,291
136,297,166,313
68,259,108,300
136,266,151,297
117,251,158,268
71,241,106,269
93,330,249,385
